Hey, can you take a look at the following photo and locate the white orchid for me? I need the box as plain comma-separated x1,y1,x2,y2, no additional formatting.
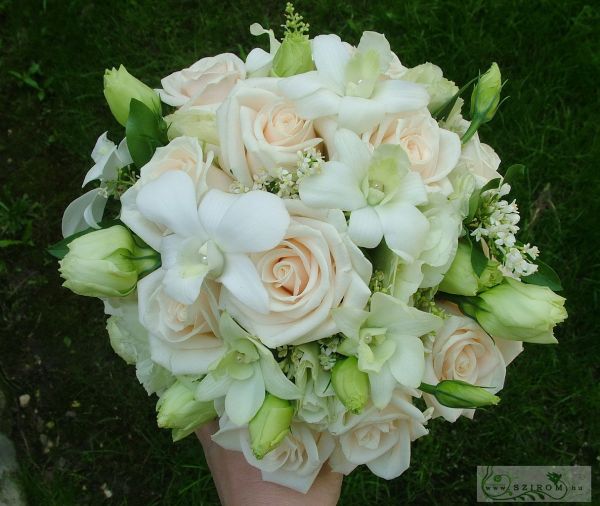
300,129,430,261
61,132,132,237
195,313,301,426
279,31,429,133
134,170,289,313
334,292,442,408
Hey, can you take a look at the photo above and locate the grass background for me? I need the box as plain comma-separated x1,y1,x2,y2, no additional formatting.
0,0,598,504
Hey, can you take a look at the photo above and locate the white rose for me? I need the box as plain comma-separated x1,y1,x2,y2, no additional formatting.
136,269,225,376
458,132,501,186
329,389,429,479
104,296,175,395
363,108,461,190
217,78,322,187
165,107,219,146
120,136,232,250
221,201,371,347
423,306,523,422
157,53,245,109
212,416,335,494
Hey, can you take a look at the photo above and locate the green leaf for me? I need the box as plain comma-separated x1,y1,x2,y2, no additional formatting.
466,189,480,223
470,241,489,277
0,239,23,248
47,219,122,259
126,98,168,168
522,260,563,291
432,76,478,121
479,177,502,194
502,164,526,184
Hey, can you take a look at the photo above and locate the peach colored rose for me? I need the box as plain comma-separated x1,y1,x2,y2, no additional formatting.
220,201,371,347
137,269,225,376
158,53,245,109
362,108,461,189
423,305,523,422
217,78,322,187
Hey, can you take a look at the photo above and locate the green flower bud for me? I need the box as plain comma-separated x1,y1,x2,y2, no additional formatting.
156,380,216,442
331,356,370,414
439,241,480,296
465,278,567,344
59,225,159,298
249,394,294,459
420,380,500,408
271,34,314,77
470,62,502,123
103,65,161,126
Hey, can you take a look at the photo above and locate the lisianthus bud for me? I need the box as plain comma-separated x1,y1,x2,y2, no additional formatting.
470,62,502,123
156,380,216,441
59,225,159,298
462,63,503,144
420,380,500,408
439,241,504,296
439,241,479,296
249,394,294,459
271,34,314,77
465,277,567,344
103,65,161,126
332,356,370,414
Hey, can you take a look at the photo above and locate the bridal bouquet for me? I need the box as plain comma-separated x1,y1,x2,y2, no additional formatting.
52,4,567,493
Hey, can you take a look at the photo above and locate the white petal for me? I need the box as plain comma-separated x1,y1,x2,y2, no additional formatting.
369,367,397,409
348,206,383,248
136,170,205,238
209,190,290,253
149,334,224,375
245,48,273,77
278,71,324,100
299,161,365,210
369,292,442,337
375,202,429,262
366,429,411,479
372,80,429,113
425,128,461,183
393,172,428,206
225,371,265,425
357,32,392,72
61,189,107,237
293,89,341,120
311,34,350,94
388,336,425,388
338,95,385,133
196,373,233,401
333,129,372,178
196,189,239,238
332,307,369,340
219,253,269,314
260,356,301,400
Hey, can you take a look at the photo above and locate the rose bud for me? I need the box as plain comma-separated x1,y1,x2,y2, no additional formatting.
103,65,161,126
420,380,500,409
465,277,567,344
59,225,159,298
156,381,216,441
249,394,294,459
332,356,370,414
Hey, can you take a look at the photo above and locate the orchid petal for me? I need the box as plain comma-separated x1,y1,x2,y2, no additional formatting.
375,202,429,262
260,356,302,400
61,188,107,237
338,95,385,133
136,171,205,238
225,371,265,425
219,253,269,314
348,206,383,248
299,161,365,211
333,129,372,178
196,373,233,401
311,34,350,94
387,336,425,388
372,80,429,113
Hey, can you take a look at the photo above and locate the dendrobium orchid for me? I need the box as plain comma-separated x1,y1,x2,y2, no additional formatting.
300,129,430,261
134,170,290,312
279,32,429,132
334,292,442,408
195,313,301,425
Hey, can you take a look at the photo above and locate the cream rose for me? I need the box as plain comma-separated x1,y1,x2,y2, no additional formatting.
329,389,430,479
458,132,502,186
120,136,232,250
157,53,245,109
212,417,335,494
423,307,523,422
220,201,371,347
362,108,461,190
217,78,322,187
137,269,225,376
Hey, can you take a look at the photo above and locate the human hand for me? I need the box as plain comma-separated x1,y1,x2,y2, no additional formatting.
196,421,343,506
